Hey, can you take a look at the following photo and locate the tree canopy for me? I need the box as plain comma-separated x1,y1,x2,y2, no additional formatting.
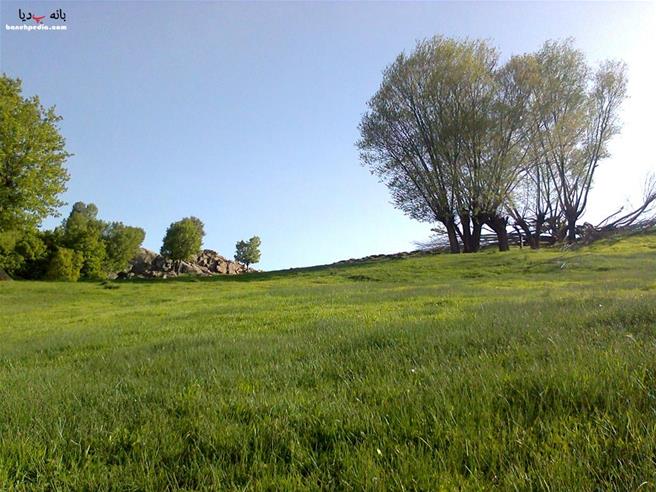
0,76,70,231
0,75,70,272
514,40,628,242
359,37,627,251
160,217,205,261
103,222,146,274
234,236,261,269
60,202,106,278
9,202,146,281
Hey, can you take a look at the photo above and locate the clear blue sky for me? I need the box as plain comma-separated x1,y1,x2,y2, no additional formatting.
1,1,654,270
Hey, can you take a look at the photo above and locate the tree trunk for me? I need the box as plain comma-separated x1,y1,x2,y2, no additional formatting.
472,219,482,252
459,214,483,253
460,214,474,253
528,235,539,249
566,213,577,242
530,217,544,250
496,226,509,252
486,215,509,252
444,219,461,254
513,225,524,249
515,217,538,249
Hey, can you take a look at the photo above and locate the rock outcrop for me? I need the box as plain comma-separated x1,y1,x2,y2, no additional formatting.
118,249,250,279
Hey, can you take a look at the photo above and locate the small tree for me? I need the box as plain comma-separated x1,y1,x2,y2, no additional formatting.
60,202,106,279
102,222,145,273
46,247,83,281
161,217,204,261
234,236,261,270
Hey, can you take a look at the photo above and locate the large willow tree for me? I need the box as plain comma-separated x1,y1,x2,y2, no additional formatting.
359,37,627,251
517,40,628,242
358,37,530,253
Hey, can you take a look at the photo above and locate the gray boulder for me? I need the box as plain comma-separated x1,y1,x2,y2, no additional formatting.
130,248,158,274
119,247,250,279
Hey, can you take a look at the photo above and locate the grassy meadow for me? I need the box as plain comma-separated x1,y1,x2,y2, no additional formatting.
1,232,656,490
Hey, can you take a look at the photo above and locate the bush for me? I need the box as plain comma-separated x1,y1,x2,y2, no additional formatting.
46,247,84,281
0,229,47,276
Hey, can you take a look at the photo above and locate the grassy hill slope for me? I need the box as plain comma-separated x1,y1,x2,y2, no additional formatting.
1,233,655,490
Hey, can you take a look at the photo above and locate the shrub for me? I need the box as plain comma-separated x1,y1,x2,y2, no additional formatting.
46,247,84,281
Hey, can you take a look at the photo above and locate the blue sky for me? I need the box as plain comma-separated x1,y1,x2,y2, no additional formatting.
1,1,654,270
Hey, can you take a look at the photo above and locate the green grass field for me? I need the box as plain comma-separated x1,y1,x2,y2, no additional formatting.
1,233,656,490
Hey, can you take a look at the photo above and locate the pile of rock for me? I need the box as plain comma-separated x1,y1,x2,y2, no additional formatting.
117,248,250,279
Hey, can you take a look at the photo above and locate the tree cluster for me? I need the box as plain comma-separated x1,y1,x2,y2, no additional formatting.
1,75,265,280
15,201,145,281
1,73,148,280
358,37,629,252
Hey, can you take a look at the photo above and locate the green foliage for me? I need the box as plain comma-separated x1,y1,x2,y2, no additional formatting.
516,40,628,241
0,76,70,230
358,37,628,251
0,80,145,280
0,75,70,273
45,247,83,281
160,216,204,261
20,230,58,279
1,234,656,488
60,202,107,279
234,235,261,268
102,222,145,273
0,228,46,274
17,202,147,281
358,36,527,253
